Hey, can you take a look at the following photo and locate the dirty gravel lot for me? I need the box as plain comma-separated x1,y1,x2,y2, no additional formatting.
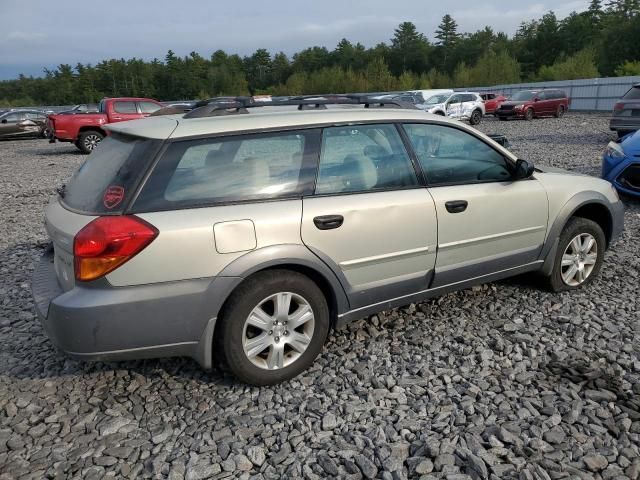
0,113,638,480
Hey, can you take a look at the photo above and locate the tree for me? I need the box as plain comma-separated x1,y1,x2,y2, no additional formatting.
389,22,431,75
537,49,600,80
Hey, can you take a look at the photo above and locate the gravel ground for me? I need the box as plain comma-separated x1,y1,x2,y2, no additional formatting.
0,114,638,480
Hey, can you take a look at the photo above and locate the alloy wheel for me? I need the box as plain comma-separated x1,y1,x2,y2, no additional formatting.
84,134,101,151
561,233,598,286
242,292,315,370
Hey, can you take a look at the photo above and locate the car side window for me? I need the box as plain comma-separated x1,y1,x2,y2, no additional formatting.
315,124,418,195
113,101,137,114
3,113,22,123
538,91,547,100
133,130,319,211
138,102,161,114
403,123,512,186
448,95,462,104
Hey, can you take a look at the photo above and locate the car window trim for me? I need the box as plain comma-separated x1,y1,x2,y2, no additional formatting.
398,122,517,188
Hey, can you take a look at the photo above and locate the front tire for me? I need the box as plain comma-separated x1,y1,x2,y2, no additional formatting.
554,105,566,118
525,108,534,121
545,217,605,292
77,130,104,154
469,109,482,126
217,270,330,385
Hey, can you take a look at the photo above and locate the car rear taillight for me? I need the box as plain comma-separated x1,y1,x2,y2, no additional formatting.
614,102,624,112
74,216,158,281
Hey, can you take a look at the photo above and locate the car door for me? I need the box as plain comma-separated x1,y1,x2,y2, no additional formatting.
110,101,142,122
446,94,463,118
402,122,548,287
536,91,552,115
301,123,438,308
0,112,25,136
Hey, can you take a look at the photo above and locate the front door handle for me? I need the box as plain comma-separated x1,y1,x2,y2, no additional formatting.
313,215,344,230
445,200,468,213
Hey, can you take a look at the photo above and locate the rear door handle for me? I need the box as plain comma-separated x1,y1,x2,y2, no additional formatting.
313,215,344,230
445,200,468,213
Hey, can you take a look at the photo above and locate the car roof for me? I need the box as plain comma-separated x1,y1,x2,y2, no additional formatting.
106,108,463,140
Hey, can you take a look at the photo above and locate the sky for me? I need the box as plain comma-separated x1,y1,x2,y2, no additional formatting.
0,0,590,80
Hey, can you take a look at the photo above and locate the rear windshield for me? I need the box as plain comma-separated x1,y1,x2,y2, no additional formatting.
623,86,640,100
62,133,160,214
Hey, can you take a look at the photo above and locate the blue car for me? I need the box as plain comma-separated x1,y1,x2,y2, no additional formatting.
602,130,640,197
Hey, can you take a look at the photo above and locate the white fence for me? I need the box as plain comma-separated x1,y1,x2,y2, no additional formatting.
461,76,640,111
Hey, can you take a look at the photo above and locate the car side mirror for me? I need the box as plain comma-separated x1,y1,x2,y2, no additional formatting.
533,97,540,102
514,158,535,180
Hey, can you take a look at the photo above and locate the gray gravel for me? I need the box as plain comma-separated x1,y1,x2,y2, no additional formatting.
0,114,639,480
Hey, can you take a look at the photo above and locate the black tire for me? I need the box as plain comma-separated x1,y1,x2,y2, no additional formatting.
554,105,566,118
525,108,534,121
39,126,51,139
545,217,606,293
498,116,508,121
617,130,632,139
216,270,330,385
469,109,482,126
435,111,445,116
77,130,104,154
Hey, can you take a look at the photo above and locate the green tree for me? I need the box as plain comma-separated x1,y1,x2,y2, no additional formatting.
389,22,431,75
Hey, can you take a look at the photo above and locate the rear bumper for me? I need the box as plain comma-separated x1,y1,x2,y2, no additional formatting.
31,250,241,368
609,117,640,132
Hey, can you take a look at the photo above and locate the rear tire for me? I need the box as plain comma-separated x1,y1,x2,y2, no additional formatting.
554,105,566,118
544,217,605,293
617,130,632,139
525,108,534,121
77,130,104,154
469,109,482,126
216,270,330,385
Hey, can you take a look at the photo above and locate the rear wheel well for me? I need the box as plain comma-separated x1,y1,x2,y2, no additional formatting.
217,264,339,330
571,203,613,247
78,126,106,136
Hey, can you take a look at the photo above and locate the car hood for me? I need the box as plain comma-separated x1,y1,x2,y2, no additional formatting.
621,131,640,156
535,165,587,176
500,100,529,107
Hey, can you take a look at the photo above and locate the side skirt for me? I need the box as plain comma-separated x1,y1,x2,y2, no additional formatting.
335,261,543,328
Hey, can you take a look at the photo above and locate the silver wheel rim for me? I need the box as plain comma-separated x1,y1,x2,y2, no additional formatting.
472,111,481,124
561,233,598,286
242,292,315,370
526,109,533,120
84,134,101,150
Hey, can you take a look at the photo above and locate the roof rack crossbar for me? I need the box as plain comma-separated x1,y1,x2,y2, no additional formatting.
183,94,417,118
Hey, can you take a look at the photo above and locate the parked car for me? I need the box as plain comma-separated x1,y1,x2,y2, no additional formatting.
496,89,569,121
32,96,624,385
56,103,99,114
602,129,640,197
480,93,507,114
0,109,49,139
411,89,453,104
47,97,163,153
425,92,485,125
610,83,640,139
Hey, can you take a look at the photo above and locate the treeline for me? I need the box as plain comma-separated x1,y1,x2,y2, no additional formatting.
1,0,639,106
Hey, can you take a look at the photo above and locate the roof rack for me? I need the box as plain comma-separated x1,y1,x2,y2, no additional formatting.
182,94,417,119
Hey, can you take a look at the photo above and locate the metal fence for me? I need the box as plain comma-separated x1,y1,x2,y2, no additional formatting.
460,76,640,112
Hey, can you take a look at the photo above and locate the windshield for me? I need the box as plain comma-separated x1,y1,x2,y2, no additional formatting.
62,133,161,214
425,94,449,105
510,91,537,101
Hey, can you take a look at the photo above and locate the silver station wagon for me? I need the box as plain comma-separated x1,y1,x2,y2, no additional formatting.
32,96,624,385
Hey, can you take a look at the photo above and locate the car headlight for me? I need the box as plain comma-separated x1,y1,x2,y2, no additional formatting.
605,141,626,161
514,104,524,110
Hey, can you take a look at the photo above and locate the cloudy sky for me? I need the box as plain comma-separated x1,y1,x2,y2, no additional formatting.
0,0,589,80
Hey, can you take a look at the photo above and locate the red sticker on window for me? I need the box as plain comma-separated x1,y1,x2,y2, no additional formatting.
103,186,125,209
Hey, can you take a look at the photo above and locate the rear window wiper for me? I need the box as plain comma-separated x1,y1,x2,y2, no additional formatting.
56,184,66,198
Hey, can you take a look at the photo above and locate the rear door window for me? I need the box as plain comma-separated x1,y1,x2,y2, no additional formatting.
133,129,320,212
138,101,161,114
113,101,138,114
62,134,161,214
315,124,418,194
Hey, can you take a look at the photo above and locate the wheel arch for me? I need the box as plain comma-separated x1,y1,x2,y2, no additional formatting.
540,192,615,275
193,245,350,369
78,126,107,136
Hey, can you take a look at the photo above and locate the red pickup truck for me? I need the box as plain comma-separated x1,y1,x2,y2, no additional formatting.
48,97,163,153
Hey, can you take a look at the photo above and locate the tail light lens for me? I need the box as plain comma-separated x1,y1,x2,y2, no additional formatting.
614,102,624,112
74,216,158,281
